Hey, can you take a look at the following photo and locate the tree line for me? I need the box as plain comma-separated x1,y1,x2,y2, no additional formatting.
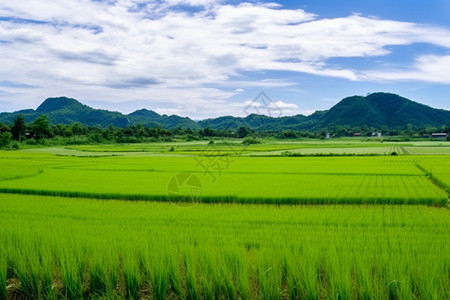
0,114,448,149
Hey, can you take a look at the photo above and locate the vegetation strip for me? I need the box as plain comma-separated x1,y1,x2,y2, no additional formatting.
0,188,446,206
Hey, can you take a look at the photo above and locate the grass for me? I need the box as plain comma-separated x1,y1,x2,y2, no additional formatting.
0,194,449,299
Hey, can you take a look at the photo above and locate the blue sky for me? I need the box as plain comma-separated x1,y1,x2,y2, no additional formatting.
0,0,449,119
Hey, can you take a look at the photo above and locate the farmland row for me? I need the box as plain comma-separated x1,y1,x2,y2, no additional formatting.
0,172,446,205
0,154,447,205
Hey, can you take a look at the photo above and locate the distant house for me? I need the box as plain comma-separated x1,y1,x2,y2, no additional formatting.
431,133,448,139
371,132,382,137
353,133,362,136
326,133,331,139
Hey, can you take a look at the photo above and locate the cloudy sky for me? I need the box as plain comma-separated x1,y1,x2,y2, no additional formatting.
1,0,449,119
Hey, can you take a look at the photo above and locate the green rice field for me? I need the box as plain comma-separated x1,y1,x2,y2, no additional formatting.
0,151,447,205
1,195,449,300
0,139,449,299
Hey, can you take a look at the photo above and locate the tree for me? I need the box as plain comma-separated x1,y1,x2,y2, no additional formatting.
0,122,9,133
0,132,12,147
201,127,215,137
70,122,84,141
281,130,297,139
237,126,252,138
31,115,50,139
51,124,67,137
11,115,26,142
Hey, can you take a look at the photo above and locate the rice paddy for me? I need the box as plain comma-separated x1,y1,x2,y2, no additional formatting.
0,150,448,205
0,195,449,299
0,139,449,299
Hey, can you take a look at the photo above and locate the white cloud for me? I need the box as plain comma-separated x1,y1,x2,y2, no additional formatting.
273,100,299,110
363,55,450,84
154,107,184,116
164,0,223,6
242,97,301,117
0,1,449,117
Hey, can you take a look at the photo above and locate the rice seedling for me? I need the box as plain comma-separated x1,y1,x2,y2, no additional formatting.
225,250,249,300
85,240,119,297
27,246,42,299
123,247,141,300
199,248,236,300
0,246,6,300
141,245,170,300
89,248,111,295
55,239,86,300
9,245,34,298
290,248,320,299
39,245,54,299
166,251,183,298
257,251,283,299
184,250,199,300
198,251,216,300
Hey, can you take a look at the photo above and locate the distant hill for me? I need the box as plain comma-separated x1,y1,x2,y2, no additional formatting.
0,93,448,130
313,93,450,129
0,97,200,129
198,111,327,130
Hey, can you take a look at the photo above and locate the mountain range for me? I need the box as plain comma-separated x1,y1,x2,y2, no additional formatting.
0,93,448,130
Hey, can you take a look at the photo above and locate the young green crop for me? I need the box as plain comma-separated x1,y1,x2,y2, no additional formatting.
0,194,449,299
123,247,141,300
415,156,450,192
0,245,6,300
0,153,447,205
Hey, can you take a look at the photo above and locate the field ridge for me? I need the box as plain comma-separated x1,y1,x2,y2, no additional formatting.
0,189,446,206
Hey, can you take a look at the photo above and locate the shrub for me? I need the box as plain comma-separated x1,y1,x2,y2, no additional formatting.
242,137,261,145
0,132,12,148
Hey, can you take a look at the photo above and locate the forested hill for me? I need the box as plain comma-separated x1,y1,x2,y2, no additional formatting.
0,93,448,130
312,93,450,129
0,97,200,129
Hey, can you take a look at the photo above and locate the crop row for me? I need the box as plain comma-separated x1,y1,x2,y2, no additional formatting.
0,152,429,174
0,173,446,206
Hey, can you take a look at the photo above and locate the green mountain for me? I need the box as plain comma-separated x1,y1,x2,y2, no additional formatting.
198,111,327,130
0,93,448,130
127,108,201,129
313,93,450,129
0,97,129,127
37,97,130,127
0,97,200,129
